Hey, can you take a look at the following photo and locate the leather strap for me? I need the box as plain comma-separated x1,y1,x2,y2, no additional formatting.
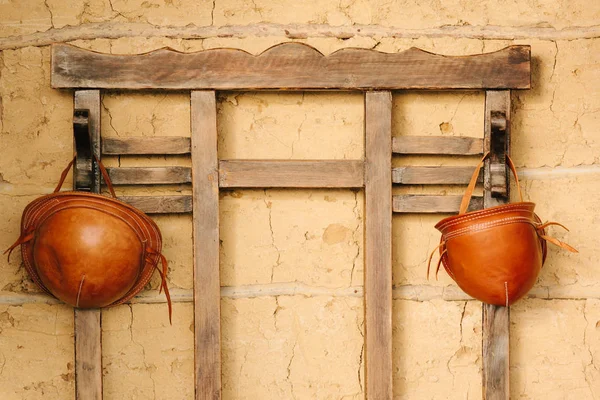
427,241,446,280
534,222,578,253
4,227,34,262
54,158,76,193
146,247,173,324
54,156,117,198
94,155,117,198
459,152,523,215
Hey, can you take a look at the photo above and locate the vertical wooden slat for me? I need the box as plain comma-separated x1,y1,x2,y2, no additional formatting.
191,91,221,400
73,90,103,400
364,91,393,399
482,90,511,400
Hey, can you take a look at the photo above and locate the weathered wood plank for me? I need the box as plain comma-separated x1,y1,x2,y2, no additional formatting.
74,309,102,400
482,90,511,400
483,305,510,400
118,195,192,214
392,136,483,155
219,160,364,188
392,195,483,213
52,43,531,90
102,137,191,155
191,91,221,400
392,166,482,185
106,167,191,185
74,90,103,400
365,91,393,399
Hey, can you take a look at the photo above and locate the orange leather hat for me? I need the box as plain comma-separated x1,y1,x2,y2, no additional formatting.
429,153,577,306
6,158,171,319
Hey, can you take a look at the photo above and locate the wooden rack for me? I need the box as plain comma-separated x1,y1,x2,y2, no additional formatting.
52,42,530,400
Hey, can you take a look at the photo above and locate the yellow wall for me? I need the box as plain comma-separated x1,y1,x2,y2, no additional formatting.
0,1,598,399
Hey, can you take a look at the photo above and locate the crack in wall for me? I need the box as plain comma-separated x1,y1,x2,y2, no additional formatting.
290,113,307,158
458,301,467,347
101,97,121,136
210,0,216,26
43,0,55,29
446,301,468,387
0,351,6,376
550,40,559,82
350,190,361,286
249,0,264,19
149,94,168,137
128,305,158,400
273,295,283,330
107,0,127,21
582,301,599,399
357,343,364,393
286,341,298,400
263,190,281,283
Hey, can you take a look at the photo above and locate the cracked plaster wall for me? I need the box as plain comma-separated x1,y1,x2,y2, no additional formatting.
0,1,599,399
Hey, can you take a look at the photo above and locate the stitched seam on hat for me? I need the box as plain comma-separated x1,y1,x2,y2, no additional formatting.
443,217,535,241
444,216,533,239
437,206,535,231
438,206,533,230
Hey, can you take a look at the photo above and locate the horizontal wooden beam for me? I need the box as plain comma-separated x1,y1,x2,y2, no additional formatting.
392,136,483,155
219,160,364,188
51,43,531,90
392,195,483,213
392,166,482,185
118,195,192,213
102,137,191,155
107,167,191,185
120,192,485,214
4,283,600,305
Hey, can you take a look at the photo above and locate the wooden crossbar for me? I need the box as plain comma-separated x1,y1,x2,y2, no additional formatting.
393,195,484,214
392,166,482,185
102,137,191,155
105,135,485,156
392,136,484,155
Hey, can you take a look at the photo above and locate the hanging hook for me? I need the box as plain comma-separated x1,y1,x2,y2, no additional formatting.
73,109,94,191
489,109,508,198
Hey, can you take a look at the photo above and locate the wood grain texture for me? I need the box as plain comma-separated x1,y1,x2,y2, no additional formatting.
51,43,531,90
106,167,191,185
482,90,511,400
74,309,102,400
392,195,483,213
191,91,221,400
392,166,482,185
392,136,484,155
364,91,393,399
74,90,103,400
483,304,510,400
218,160,364,188
74,91,101,193
102,137,191,155
118,195,192,214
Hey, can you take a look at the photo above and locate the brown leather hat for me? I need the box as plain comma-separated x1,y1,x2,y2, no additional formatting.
6,158,171,318
428,153,576,306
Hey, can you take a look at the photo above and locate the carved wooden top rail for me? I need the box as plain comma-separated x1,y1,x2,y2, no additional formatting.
52,42,531,90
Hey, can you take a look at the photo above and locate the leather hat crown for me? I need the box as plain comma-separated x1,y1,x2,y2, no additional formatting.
428,153,577,306
6,158,172,320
